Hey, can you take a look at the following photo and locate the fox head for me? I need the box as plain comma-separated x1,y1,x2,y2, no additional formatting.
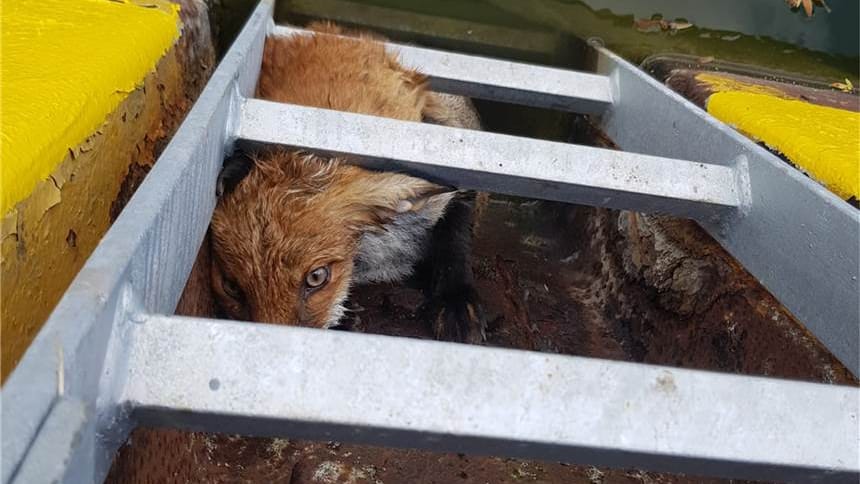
210,149,452,328
210,25,476,328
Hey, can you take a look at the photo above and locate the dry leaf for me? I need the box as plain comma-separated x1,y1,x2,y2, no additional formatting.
785,0,832,16
633,18,665,33
634,18,694,33
699,56,715,64
830,78,854,93
668,21,693,31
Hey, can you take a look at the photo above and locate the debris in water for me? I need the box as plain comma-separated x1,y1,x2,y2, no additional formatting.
560,251,580,263
633,18,694,34
668,21,693,31
830,78,854,93
785,0,831,17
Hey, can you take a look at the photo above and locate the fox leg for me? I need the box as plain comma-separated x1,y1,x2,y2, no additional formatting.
417,191,486,343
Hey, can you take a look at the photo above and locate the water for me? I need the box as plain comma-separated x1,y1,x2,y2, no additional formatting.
579,0,859,57
292,0,859,80
214,0,858,82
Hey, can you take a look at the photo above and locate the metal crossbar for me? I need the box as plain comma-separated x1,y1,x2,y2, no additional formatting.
274,25,614,114
239,99,741,218
127,315,857,481
2,1,858,482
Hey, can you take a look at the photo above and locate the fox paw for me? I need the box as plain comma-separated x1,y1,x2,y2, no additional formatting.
424,287,486,344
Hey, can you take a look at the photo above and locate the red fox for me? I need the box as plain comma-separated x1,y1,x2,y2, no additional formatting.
210,22,486,342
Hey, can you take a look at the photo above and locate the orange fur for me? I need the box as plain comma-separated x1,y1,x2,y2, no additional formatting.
211,150,442,325
258,21,429,121
211,24,474,328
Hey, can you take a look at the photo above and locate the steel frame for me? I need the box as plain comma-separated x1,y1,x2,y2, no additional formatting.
2,1,858,482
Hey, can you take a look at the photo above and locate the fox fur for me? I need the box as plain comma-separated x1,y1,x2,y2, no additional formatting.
210,22,485,342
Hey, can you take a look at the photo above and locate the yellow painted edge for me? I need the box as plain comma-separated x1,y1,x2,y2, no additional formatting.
695,72,787,98
697,72,860,200
708,91,860,200
1,0,181,215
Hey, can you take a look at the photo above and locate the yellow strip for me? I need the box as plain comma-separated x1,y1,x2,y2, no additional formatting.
704,85,859,201
696,73,786,98
1,0,180,215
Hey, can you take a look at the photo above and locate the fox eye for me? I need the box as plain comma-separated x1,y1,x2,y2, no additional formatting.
223,278,243,300
305,265,331,290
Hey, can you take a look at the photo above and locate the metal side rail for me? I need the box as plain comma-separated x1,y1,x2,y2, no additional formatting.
591,43,860,377
1,2,271,483
2,1,858,483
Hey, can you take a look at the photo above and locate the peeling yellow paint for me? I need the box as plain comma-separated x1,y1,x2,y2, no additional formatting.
1,212,16,241
33,178,62,219
1,34,194,383
0,0,180,215
700,75,860,201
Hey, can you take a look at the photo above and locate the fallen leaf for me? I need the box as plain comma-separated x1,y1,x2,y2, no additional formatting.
785,0,832,16
699,56,715,64
721,34,741,41
668,21,693,31
634,18,693,33
830,78,854,93
633,18,665,33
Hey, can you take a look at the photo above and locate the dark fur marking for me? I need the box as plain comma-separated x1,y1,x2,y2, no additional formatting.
216,148,255,197
414,190,486,343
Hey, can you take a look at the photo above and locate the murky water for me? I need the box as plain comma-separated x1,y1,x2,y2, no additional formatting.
580,0,858,57
217,0,858,81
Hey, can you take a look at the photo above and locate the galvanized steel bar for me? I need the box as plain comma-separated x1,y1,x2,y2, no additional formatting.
11,399,92,484
272,25,614,114
124,314,860,482
0,2,274,483
237,98,742,219
592,43,860,376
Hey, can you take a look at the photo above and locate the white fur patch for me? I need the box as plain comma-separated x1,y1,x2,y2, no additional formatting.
324,282,351,328
353,192,454,284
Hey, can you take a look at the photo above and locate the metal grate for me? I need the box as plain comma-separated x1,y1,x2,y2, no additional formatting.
2,1,858,482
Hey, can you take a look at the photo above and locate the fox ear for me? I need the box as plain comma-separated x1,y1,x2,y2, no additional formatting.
422,92,482,130
347,171,455,228
216,148,255,197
